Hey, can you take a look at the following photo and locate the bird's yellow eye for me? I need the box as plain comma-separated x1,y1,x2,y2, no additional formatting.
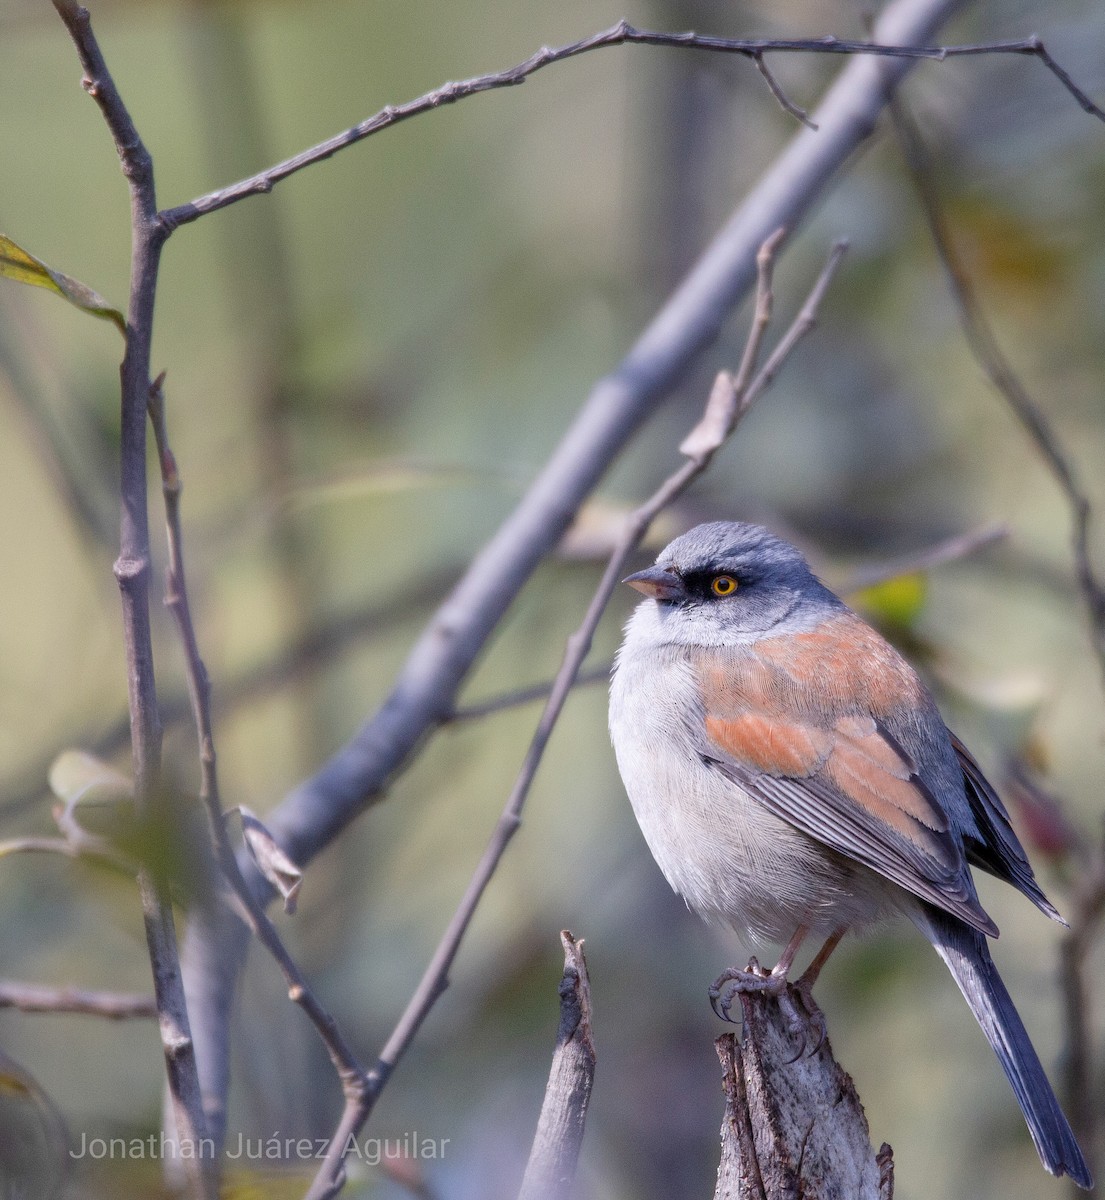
711,574,738,597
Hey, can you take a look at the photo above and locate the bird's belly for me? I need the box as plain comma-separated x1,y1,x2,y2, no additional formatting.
610,646,896,944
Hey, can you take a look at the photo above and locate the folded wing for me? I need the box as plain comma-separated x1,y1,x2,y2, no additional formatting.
693,623,997,936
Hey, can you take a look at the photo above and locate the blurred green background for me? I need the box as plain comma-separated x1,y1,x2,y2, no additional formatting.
0,0,1102,1196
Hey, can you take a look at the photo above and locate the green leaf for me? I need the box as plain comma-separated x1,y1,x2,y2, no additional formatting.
0,233,125,335
852,572,928,629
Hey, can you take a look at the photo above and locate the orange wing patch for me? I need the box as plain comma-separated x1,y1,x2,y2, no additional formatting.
698,637,950,850
825,734,948,847
753,612,925,716
690,634,985,927
705,712,831,777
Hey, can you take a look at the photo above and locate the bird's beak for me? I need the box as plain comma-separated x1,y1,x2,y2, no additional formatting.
623,566,686,601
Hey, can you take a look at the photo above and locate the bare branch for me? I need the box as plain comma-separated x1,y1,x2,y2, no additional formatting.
0,518,1001,823
753,54,818,131
260,0,954,913
157,24,1101,231
0,836,82,859
1002,762,1102,1185
183,0,971,1150
0,981,156,1019
890,99,1105,689
451,523,1004,722
447,666,609,724
1059,821,1105,1186
300,232,822,1198
517,932,596,1200
837,522,1008,593
149,376,374,1195
51,6,211,1192
714,987,892,1198
0,831,134,875
0,574,455,825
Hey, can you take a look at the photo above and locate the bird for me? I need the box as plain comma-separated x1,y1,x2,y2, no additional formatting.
608,519,1091,1188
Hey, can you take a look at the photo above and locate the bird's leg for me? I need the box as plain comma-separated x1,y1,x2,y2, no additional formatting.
798,928,845,990
790,928,846,1054
709,925,809,1023
773,924,810,979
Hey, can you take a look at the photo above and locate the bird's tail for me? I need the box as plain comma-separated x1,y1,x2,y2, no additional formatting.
916,906,1092,1189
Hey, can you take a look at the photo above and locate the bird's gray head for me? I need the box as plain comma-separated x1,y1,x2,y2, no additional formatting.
622,521,841,646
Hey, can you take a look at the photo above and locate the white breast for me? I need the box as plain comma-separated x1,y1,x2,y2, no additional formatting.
609,609,898,944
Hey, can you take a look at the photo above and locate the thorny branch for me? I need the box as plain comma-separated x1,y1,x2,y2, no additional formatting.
157,23,1103,231
50,5,212,1195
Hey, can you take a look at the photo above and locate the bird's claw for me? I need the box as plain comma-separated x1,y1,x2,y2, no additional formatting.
709,958,787,1023
709,960,827,1061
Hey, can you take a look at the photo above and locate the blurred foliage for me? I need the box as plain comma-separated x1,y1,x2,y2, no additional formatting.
0,0,1103,1198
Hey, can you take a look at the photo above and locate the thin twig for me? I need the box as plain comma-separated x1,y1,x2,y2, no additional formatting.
451,523,1005,721
0,518,1002,822
148,376,373,1197
890,99,1105,691
891,99,1105,1187
0,980,156,1019
753,53,818,130
447,666,610,724
0,832,134,874
1059,823,1105,1191
50,6,212,1194
0,574,456,824
838,522,1008,592
0,835,82,859
289,235,845,1199
157,24,1102,231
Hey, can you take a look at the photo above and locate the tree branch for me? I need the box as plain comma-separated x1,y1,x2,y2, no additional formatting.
889,98,1105,690
0,981,156,1019
0,573,455,825
262,0,966,930
451,523,1007,720
157,24,1102,231
837,522,1007,592
149,376,375,1196
50,6,212,1194
516,931,596,1200
714,989,893,1199
182,0,973,1151
1059,821,1105,1189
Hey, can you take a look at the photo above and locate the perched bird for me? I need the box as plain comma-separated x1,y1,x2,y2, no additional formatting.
608,520,1090,1188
